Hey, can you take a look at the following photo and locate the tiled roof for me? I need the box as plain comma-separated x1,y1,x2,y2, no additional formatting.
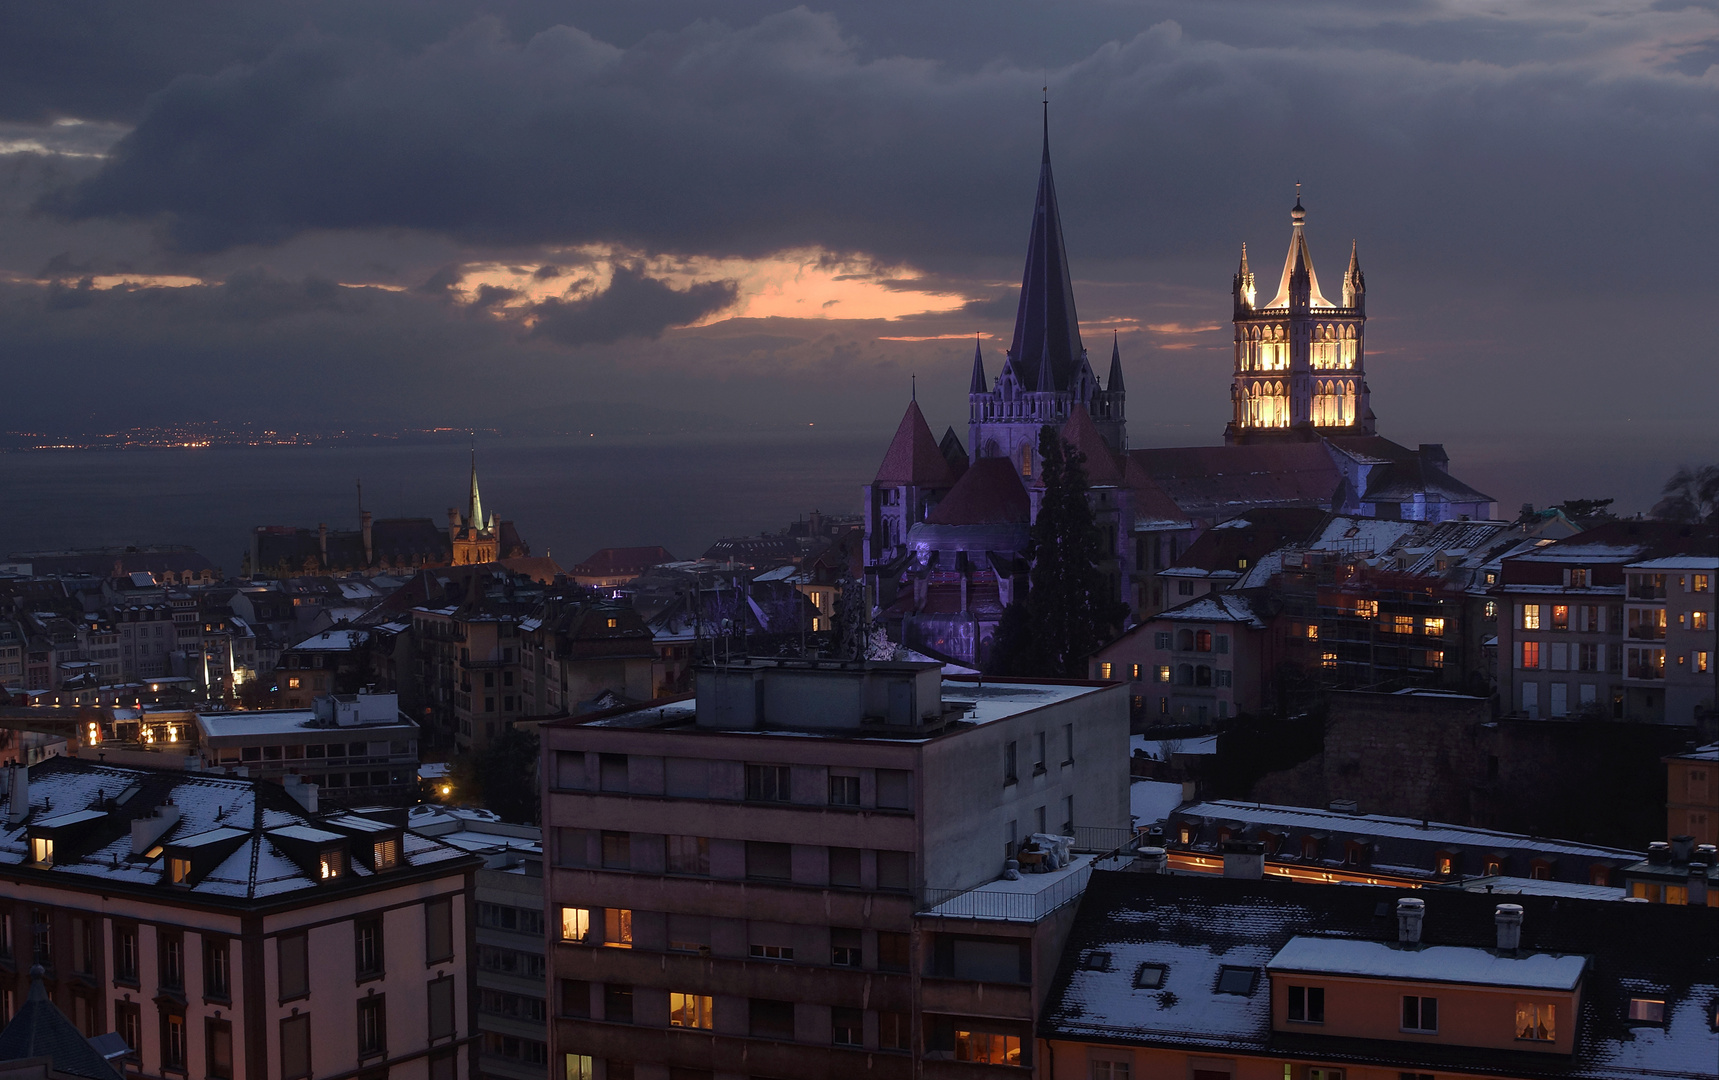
0,972,123,1080
874,400,958,487
570,546,675,577
1131,444,1342,521
926,458,1031,526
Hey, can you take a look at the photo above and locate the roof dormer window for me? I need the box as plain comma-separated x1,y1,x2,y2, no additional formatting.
168,856,192,885
373,837,400,871
320,849,345,880
30,837,53,865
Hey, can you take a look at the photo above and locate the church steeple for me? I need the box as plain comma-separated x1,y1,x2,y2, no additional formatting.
1107,332,1125,394
968,336,988,394
1005,103,1084,394
467,449,486,532
1233,242,1257,314
1266,194,1330,310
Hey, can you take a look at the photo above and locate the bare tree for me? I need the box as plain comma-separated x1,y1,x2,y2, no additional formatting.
1650,464,1719,524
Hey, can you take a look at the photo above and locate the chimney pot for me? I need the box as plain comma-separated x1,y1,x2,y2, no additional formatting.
1688,864,1709,908
1495,903,1524,953
1647,842,1672,865
1396,897,1425,945
1670,834,1695,863
1133,846,1168,874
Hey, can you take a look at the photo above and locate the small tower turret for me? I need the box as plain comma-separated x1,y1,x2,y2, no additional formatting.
1343,240,1365,312
1233,242,1257,316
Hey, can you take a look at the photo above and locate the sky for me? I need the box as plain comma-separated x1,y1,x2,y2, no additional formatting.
1,0,1716,516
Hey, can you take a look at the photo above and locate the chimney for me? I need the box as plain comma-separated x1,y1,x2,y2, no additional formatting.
317,523,328,567
1647,841,1672,864
1133,846,1168,874
283,775,319,814
1689,864,1709,907
1670,834,1695,863
1221,839,1265,880
1495,903,1523,953
361,511,374,566
1396,897,1425,946
3,764,28,825
130,803,181,854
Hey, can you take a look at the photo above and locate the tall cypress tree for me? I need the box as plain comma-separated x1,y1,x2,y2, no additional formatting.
986,425,1125,677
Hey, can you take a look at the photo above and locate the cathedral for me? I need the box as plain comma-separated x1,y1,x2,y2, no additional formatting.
862,112,1494,668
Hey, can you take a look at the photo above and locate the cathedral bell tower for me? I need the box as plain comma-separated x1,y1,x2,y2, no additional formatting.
1224,196,1373,445
449,450,500,565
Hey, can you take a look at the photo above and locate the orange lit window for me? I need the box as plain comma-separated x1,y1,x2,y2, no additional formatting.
954,1030,1021,1066
1520,641,1541,669
287,677,301,690
1551,605,1569,631
1423,617,1445,636
1305,624,1319,640
1522,604,1541,630
1515,1002,1556,1042
603,908,632,948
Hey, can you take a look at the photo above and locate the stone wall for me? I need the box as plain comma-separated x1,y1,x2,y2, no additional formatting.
1248,690,1685,848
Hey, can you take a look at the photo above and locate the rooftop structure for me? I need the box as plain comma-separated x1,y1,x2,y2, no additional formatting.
1039,871,1719,1079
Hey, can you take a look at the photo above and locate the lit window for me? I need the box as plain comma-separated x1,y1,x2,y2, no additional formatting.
606,618,617,629
169,856,192,884
1423,617,1445,636
669,992,713,1029
373,837,400,870
603,908,632,948
954,1030,1021,1066
1516,1002,1556,1041
1627,998,1665,1023
1694,574,1710,593
1698,652,1710,673
319,850,343,879
1694,611,1709,631
1156,665,1171,683
1322,651,1338,670
559,908,591,943
30,837,53,864
1020,445,1032,478
1130,663,1141,680
1521,641,1541,669
1387,614,1414,634
1522,604,1541,630
1356,599,1378,619
1484,600,1498,620
565,1055,594,1080
1552,605,1569,631
1426,650,1445,669
1099,662,1113,679
1306,624,1319,640
287,677,301,690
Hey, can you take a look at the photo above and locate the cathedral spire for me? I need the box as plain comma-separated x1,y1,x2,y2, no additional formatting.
968,336,988,394
1233,242,1257,311
1006,104,1084,396
468,447,485,533
1107,331,1125,394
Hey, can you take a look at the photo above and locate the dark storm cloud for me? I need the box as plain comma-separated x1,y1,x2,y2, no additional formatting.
41,4,1719,296
527,265,739,346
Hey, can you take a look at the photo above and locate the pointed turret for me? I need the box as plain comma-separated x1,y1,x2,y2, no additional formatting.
1266,195,1330,310
1107,332,1126,394
874,399,957,488
1006,104,1085,394
1233,242,1257,313
1342,239,1365,311
968,336,988,394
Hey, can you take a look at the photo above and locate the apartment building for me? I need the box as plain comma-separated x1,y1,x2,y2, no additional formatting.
1621,556,1716,725
539,659,1130,1080
0,758,479,1080
1665,742,1719,845
1092,593,1276,725
1494,521,1716,723
1039,871,1718,1079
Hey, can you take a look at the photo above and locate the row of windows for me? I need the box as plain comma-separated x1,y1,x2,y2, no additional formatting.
1001,726,1076,783
554,907,910,970
557,980,912,1049
553,753,915,811
553,829,914,888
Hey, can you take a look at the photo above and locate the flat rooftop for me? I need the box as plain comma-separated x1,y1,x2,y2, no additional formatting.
197,710,414,739
577,677,1108,741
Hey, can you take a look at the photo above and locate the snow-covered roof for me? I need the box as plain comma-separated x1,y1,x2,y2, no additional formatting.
1042,872,1719,1078
1,758,473,904
286,628,368,651
1174,800,1642,862
1131,779,1185,830
1268,935,1586,990
1626,555,1719,570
